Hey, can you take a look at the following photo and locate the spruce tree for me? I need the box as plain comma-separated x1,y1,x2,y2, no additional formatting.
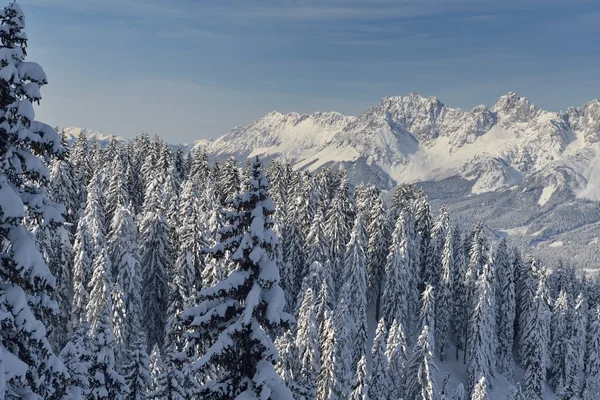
341,213,369,367
317,312,336,400
437,228,454,361
583,306,600,400
549,290,572,393
387,319,408,400
521,276,547,400
470,377,489,400
406,326,436,400
123,333,152,400
139,173,169,350
348,355,369,400
466,264,496,393
369,319,389,400
494,239,515,377
183,157,293,399
573,293,588,396
108,205,143,359
60,325,92,399
381,210,414,333
295,288,320,399
86,248,128,399
365,189,389,319
0,4,69,395
420,284,436,352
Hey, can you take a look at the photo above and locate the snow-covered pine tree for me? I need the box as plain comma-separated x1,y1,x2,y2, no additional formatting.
324,171,353,295
220,156,241,204
466,264,496,393
60,324,92,399
414,189,433,290
151,345,187,400
176,179,205,302
0,3,71,396
317,311,336,400
387,319,408,400
572,293,588,396
86,248,128,399
494,239,515,377
84,169,108,252
341,213,369,367
583,306,600,400
549,290,572,393
348,355,369,400
437,228,454,361
366,190,388,319
521,275,548,400
72,214,94,327
453,228,469,360
139,172,169,350
331,296,354,399
108,205,143,360
515,253,536,362
182,157,293,400
49,150,79,224
430,205,450,288
369,319,389,400
464,223,488,363
123,332,152,400
406,326,436,400
36,216,73,350
295,288,320,399
71,131,92,208
105,153,129,227
420,284,436,352
281,182,306,311
470,377,489,400
381,210,414,333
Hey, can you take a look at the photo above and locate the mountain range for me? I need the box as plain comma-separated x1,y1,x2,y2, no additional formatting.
66,92,600,271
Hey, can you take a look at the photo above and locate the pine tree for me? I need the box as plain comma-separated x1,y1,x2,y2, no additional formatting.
317,311,337,400
348,355,369,400
406,326,436,400
341,213,369,367
583,306,600,400
86,248,128,399
437,228,454,361
521,276,547,400
572,293,588,396
139,174,169,350
381,210,414,333
453,229,469,359
549,290,572,393
466,264,496,393
332,296,354,399
60,325,92,399
387,319,408,400
220,156,241,204
324,174,353,295
151,346,187,400
305,207,328,268
281,182,306,311
123,333,152,400
494,239,515,377
369,319,389,400
105,154,129,226
49,152,79,224
183,157,293,399
176,179,205,302
470,377,489,400
295,288,320,399
72,216,94,327
71,131,92,209
0,4,70,395
415,189,433,289
365,189,389,319
420,284,436,351
108,205,143,359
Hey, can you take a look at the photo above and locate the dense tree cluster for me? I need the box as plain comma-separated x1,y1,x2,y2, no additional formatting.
2,4,600,399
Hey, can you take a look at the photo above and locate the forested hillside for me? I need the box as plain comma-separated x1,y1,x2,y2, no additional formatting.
2,3,600,400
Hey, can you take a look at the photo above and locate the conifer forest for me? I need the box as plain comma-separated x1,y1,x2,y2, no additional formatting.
1,3,600,400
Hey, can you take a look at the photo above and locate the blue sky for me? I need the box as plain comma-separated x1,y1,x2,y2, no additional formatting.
21,0,600,142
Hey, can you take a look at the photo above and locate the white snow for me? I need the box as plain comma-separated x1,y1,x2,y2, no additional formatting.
548,241,564,248
538,185,556,206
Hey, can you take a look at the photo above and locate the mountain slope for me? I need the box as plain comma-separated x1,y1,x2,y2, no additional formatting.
203,92,600,201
